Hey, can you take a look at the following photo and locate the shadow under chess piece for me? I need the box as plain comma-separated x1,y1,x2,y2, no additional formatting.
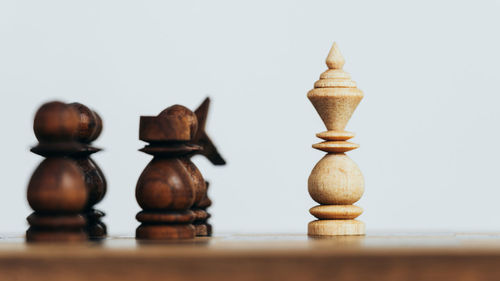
307,43,365,236
26,101,107,242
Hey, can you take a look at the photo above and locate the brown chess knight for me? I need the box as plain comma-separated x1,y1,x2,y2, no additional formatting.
307,43,365,236
27,101,107,242
135,97,225,240
191,98,226,235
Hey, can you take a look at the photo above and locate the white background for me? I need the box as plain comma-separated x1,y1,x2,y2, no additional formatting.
1,0,500,235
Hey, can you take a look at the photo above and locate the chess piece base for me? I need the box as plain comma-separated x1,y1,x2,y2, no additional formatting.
26,228,88,242
308,220,365,236
136,224,195,240
206,223,212,236
194,224,211,236
87,221,107,240
26,212,88,242
86,209,107,240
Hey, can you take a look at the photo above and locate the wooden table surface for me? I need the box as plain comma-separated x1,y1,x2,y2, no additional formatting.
2,233,500,281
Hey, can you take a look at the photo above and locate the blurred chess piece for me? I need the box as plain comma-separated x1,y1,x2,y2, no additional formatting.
135,105,204,240
191,97,226,236
307,43,365,236
27,101,107,242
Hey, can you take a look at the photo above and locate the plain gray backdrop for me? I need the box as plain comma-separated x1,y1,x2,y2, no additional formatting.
1,0,499,235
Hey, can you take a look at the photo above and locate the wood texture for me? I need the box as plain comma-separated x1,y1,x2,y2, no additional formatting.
307,43,365,236
2,234,500,281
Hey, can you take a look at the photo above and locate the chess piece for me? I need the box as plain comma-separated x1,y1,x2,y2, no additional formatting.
307,43,365,236
190,97,226,236
135,105,204,240
27,101,107,242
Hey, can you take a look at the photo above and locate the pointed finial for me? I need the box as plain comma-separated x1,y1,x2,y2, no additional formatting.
326,42,345,69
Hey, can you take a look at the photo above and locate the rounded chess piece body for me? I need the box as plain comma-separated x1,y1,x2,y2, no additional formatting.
27,158,88,213
136,158,196,210
308,154,364,205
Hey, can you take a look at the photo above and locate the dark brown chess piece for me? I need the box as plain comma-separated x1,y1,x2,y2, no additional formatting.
26,101,107,242
190,98,226,236
135,105,204,240
135,99,225,239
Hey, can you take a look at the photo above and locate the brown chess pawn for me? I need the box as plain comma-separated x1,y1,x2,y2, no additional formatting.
135,105,205,240
27,101,107,242
190,97,226,236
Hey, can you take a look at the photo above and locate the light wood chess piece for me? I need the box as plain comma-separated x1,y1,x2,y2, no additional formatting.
307,42,365,236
